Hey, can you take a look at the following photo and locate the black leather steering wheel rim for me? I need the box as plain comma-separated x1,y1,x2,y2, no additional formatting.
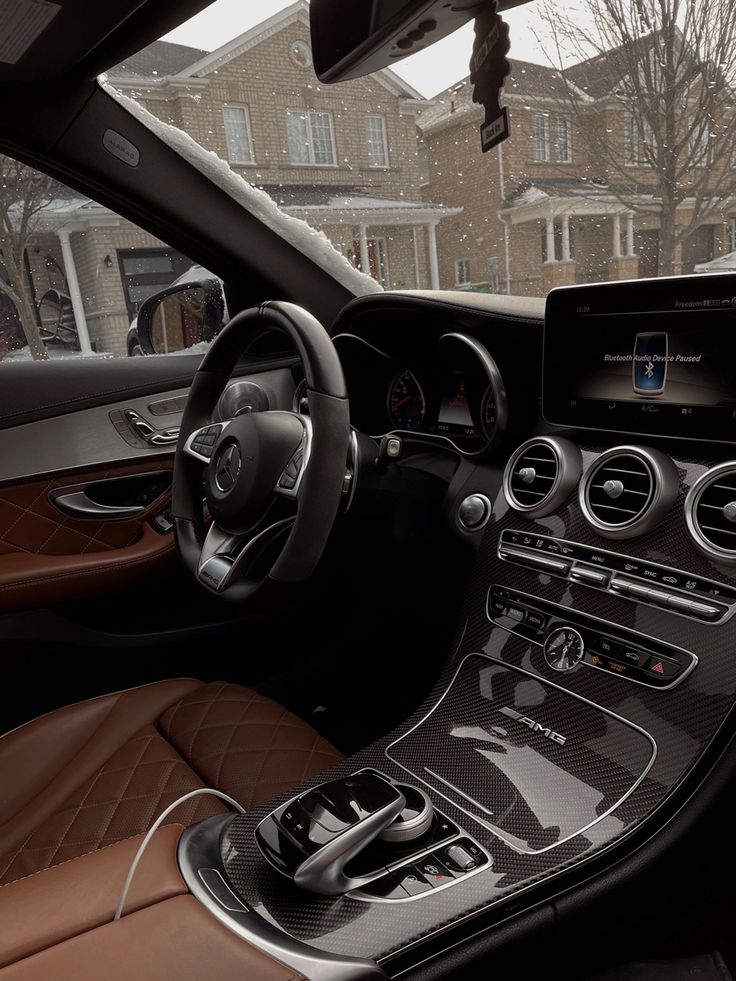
172,301,350,604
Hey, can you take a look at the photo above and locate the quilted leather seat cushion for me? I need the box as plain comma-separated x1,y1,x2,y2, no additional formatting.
0,680,342,886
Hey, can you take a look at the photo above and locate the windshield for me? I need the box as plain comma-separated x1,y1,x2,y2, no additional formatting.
102,0,736,297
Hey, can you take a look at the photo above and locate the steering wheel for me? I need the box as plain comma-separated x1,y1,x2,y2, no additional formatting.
172,301,350,603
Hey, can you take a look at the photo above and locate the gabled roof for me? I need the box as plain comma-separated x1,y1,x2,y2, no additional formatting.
417,59,569,132
175,0,424,100
110,39,208,80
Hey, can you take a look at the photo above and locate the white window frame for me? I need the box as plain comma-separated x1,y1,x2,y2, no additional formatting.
286,109,337,166
729,217,736,252
455,258,471,286
532,113,550,162
366,114,389,168
555,117,572,163
222,104,255,165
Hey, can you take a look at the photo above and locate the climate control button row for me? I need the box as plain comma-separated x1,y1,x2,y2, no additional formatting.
499,530,732,624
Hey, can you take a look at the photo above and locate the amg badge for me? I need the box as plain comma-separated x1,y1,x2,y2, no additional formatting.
500,706,567,745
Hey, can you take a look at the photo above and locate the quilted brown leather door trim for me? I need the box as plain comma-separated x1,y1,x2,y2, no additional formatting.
0,458,176,611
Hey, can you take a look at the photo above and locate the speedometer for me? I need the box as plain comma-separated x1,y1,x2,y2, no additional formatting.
388,369,426,430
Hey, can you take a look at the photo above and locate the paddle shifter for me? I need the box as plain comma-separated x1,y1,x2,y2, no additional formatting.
255,770,435,896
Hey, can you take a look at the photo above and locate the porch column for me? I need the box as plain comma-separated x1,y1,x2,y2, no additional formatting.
427,220,440,290
561,215,571,262
545,216,557,263
412,226,422,288
57,228,92,353
358,224,371,279
612,214,622,258
626,213,635,256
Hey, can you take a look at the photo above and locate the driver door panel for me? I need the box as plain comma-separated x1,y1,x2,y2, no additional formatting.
0,366,296,612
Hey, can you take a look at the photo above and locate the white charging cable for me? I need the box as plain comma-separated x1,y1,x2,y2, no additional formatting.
114,787,245,921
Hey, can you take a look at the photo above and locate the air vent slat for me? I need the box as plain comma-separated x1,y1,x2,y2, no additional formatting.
687,463,736,561
503,438,582,517
580,447,678,540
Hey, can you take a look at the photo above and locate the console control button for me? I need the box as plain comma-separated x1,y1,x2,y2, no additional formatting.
399,868,433,896
570,566,610,588
499,546,571,576
439,840,487,874
525,610,547,632
414,856,455,888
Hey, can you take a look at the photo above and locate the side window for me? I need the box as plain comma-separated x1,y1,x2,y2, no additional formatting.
0,153,201,362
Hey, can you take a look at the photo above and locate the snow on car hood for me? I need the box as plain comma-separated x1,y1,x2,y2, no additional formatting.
101,80,382,297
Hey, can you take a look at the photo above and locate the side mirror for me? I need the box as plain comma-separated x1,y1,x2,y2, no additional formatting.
132,279,226,356
310,0,481,83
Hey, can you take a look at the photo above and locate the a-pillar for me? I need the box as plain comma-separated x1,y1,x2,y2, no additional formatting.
57,228,92,353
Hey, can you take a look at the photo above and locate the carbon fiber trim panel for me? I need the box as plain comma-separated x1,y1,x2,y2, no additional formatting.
218,445,736,969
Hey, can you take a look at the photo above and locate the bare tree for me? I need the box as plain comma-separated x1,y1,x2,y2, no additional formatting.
0,156,59,360
538,0,736,275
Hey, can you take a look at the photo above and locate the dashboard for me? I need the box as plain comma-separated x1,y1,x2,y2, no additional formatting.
331,294,541,459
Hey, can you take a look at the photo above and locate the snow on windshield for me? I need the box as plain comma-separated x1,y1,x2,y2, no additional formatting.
101,80,382,298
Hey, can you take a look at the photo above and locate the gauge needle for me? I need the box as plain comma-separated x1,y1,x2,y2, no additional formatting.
393,395,412,409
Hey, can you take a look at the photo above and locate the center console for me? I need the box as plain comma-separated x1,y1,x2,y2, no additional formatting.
177,275,736,979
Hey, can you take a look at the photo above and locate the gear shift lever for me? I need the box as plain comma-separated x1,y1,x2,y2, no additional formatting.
256,771,406,896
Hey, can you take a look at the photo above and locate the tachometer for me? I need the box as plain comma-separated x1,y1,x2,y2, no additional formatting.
388,369,426,430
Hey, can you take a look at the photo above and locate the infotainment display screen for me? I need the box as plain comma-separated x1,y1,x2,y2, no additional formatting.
543,274,736,442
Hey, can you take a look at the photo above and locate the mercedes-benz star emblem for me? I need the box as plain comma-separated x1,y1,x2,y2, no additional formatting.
215,444,241,492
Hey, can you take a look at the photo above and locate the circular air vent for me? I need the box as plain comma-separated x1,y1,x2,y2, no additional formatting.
685,462,736,564
580,446,678,540
503,437,582,518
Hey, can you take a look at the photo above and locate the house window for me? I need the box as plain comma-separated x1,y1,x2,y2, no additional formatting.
641,120,656,164
729,218,736,252
487,257,500,292
624,112,637,165
417,136,430,185
366,115,389,168
287,109,336,165
532,113,549,162
455,258,471,285
555,118,572,163
222,106,254,164
689,122,710,167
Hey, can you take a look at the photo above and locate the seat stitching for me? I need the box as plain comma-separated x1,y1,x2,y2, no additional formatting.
211,696,257,792
242,705,290,810
0,825,186,890
41,732,154,871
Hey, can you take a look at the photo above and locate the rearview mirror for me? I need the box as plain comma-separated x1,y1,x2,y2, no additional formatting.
132,278,226,356
310,0,482,82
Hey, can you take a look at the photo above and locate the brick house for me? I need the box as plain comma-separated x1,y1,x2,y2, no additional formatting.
107,0,459,292
4,0,459,358
418,49,736,296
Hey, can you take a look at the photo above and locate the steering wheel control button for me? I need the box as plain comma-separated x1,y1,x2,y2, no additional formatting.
458,494,491,531
544,627,585,672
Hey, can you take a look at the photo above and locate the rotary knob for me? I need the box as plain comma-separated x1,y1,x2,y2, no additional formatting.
544,627,584,672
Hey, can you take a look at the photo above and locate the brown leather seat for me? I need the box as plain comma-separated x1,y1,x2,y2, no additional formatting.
0,679,343,886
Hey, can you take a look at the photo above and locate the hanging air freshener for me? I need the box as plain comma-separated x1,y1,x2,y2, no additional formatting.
470,1,511,153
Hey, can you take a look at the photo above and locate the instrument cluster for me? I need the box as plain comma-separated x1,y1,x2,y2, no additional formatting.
333,330,508,457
